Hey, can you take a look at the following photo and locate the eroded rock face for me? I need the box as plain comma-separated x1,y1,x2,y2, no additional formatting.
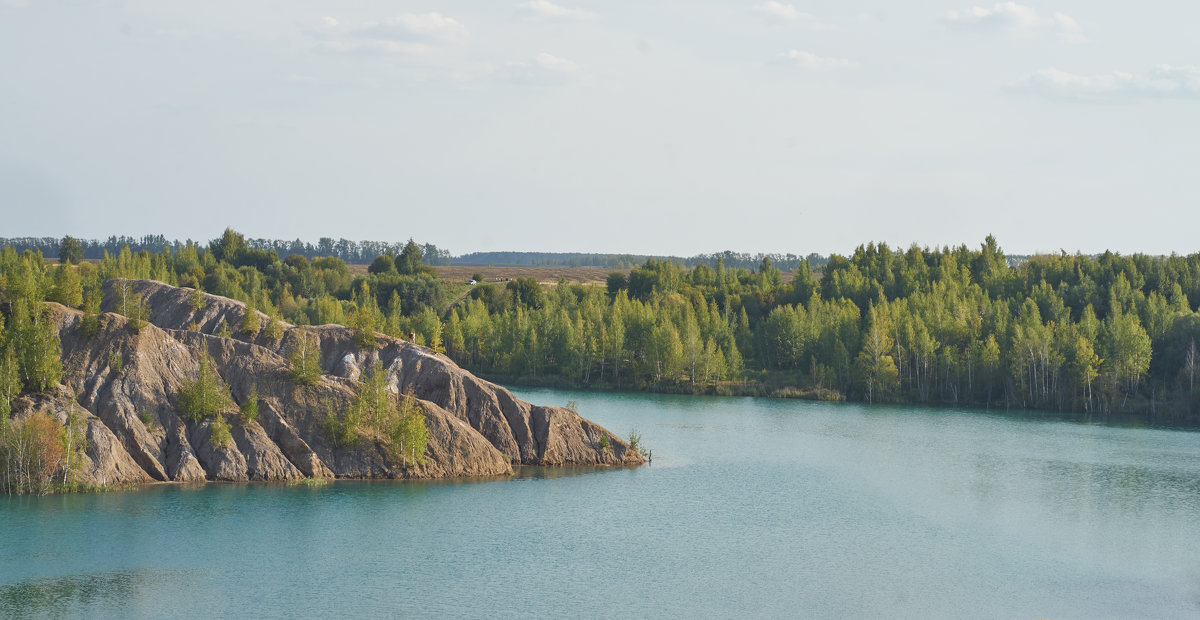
18,279,642,484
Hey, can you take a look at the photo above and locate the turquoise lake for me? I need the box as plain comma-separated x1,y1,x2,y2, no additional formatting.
3,387,1200,618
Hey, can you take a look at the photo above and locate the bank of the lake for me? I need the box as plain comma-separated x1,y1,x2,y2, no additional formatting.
4,388,1200,618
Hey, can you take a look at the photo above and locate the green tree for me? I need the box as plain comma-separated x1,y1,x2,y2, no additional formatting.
390,389,429,467
354,361,392,430
368,254,398,275
79,288,102,337
209,415,233,448
240,385,259,423
1071,335,1101,411
177,356,234,422
59,236,84,265
288,331,322,386
349,305,378,348
49,265,83,308
8,301,63,393
0,340,20,416
856,305,898,403
443,311,465,359
396,239,423,275
113,280,149,333
208,228,247,264
1102,308,1152,400
263,312,284,344
188,287,207,312
60,401,89,486
323,397,361,448
240,300,260,336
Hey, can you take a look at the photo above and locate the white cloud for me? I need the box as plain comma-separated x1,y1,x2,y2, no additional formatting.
751,2,834,30
754,2,800,21
944,3,1085,42
773,50,856,70
355,12,470,43
499,52,580,85
0,0,29,8
518,0,597,21
312,12,469,57
535,52,579,73
1011,65,1200,100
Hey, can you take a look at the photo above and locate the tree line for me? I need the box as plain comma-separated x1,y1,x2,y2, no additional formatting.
2,236,829,271
451,250,825,271
441,236,1200,418
37,230,1200,418
0,235,452,266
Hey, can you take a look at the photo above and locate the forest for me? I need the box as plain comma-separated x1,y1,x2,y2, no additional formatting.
0,235,453,266
1,230,1199,426
450,237,1199,418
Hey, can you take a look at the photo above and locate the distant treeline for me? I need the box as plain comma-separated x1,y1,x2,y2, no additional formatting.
0,236,453,266
451,251,828,271
1,237,833,270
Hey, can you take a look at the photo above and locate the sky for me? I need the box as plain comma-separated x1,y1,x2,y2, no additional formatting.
2,1,1198,258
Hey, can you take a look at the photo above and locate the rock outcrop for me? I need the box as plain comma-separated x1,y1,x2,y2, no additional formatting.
24,279,642,485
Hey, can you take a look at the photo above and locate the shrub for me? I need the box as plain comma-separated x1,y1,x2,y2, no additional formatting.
385,388,428,468
349,308,377,348
114,281,149,333
628,428,644,457
188,288,206,312
263,314,284,344
322,398,360,448
108,350,124,374
209,415,233,448
80,290,102,338
287,332,322,386
0,410,86,495
239,386,259,424
240,302,260,336
177,356,233,422
322,364,428,466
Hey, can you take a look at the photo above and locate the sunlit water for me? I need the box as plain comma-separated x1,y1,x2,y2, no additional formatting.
4,388,1200,618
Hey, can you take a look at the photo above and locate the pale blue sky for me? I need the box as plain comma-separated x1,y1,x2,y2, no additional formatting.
2,1,1198,257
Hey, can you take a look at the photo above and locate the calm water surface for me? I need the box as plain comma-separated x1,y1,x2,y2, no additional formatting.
3,388,1200,618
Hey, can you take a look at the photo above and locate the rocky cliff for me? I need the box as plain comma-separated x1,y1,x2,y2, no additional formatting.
20,279,642,485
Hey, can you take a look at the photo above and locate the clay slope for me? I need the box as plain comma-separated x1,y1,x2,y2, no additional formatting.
27,279,641,484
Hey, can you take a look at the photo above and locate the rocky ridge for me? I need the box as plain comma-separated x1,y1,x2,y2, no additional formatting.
17,279,641,485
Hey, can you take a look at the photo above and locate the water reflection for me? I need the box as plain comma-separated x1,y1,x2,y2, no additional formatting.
512,465,632,480
0,568,194,617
